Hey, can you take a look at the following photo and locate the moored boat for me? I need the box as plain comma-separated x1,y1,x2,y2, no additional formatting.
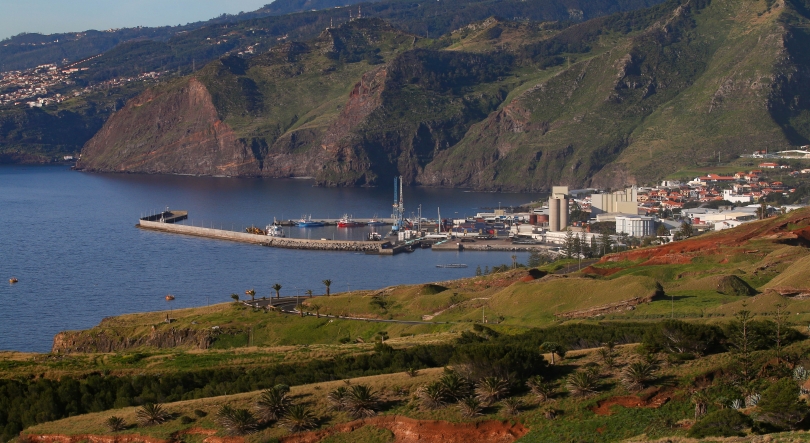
165,294,175,301
297,215,324,227
338,214,364,228
367,215,386,226
9,277,18,284
266,218,286,237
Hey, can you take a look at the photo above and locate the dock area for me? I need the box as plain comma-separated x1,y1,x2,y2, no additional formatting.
431,238,553,252
137,213,390,252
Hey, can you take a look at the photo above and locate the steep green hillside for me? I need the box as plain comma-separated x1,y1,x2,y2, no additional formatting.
75,0,810,189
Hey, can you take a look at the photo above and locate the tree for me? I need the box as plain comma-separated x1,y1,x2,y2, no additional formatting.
136,403,170,426
376,331,389,343
774,303,790,360
245,289,256,302
757,378,809,430
105,416,126,432
278,404,316,432
656,223,669,237
272,283,282,299
305,289,313,298
230,293,239,303
474,377,509,405
728,309,755,379
621,361,655,392
679,221,693,238
564,229,575,258
417,382,447,409
540,342,566,365
216,405,259,436
687,409,752,438
322,279,332,296
566,371,598,397
475,265,482,276
345,385,379,419
310,304,321,318
599,230,613,256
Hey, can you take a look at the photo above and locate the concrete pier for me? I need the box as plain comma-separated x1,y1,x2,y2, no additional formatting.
138,219,389,252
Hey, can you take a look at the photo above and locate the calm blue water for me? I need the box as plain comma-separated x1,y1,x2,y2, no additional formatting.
0,165,541,352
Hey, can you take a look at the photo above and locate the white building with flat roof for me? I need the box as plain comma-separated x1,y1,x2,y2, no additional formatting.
616,215,656,237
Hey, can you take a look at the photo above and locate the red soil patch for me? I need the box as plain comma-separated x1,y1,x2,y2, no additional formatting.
24,429,243,443
279,416,528,443
591,390,672,416
602,210,810,266
581,266,622,277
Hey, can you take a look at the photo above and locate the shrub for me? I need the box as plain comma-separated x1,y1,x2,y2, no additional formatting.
278,404,317,433
255,386,291,422
216,405,259,436
439,370,472,401
757,377,809,430
475,377,509,405
345,384,379,419
620,361,655,392
105,416,126,432
327,386,348,411
458,396,483,418
179,416,194,425
193,409,208,418
500,398,521,416
417,382,447,409
136,403,170,426
643,320,723,357
566,371,598,397
451,343,546,380
526,375,553,402
687,409,752,438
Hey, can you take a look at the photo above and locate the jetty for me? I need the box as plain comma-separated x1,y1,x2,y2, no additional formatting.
137,211,391,253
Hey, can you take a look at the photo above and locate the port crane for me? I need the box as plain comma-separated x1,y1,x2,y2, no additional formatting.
391,175,405,234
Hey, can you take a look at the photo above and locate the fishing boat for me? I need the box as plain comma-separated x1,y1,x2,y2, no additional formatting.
436,264,468,268
266,218,286,237
367,215,386,226
165,294,175,301
296,215,324,227
9,277,18,284
338,214,364,228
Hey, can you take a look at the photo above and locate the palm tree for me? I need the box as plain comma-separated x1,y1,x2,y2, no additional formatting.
310,304,322,318
105,416,126,432
230,293,239,303
272,283,282,299
255,386,291,422
417,382,447,410
278,404,317,433
621,361,656,392
475,377,509,406
691,391,709,420
540,342,566,365
500,398,521,416
526,376,553,402
566,371,599,397
322,279,332,296
345,384,379,418
245,289,256,302
458,396,483,417
327,386,348,411
136,403,170,426
216,405,258,436
306,289,313,298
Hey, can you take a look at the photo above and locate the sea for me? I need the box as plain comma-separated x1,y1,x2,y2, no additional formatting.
0,165,543,353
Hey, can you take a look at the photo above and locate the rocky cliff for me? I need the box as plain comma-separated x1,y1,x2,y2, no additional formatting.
52,324,217,353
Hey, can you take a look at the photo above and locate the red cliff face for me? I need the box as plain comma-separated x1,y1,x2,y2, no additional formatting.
77,78,261,176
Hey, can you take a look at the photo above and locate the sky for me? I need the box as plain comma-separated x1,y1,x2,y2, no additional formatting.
0,0,272,40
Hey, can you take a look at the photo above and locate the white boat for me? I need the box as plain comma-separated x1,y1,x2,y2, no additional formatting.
266,218,286,237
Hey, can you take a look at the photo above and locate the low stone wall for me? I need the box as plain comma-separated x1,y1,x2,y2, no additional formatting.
138,220,383,252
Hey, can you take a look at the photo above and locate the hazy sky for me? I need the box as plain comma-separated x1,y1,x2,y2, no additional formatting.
0,0,272,40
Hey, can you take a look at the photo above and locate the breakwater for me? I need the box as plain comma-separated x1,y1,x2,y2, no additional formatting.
138,219,387,252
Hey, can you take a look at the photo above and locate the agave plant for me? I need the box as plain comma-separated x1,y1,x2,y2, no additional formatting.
216,405,259,436
327,386,349,411
439,371,472,401
345,384,379,419
475,377,509,405
526,376,554,402
730,398,744,410
745,393,761,407
255,386,292,422
566,371,599,397
417,382,448,410
105,416,126,432
457,396,483,417
136,402,170,426
620,361,655,392
278,404,317,433
500,398,521,416
794,366,808,381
